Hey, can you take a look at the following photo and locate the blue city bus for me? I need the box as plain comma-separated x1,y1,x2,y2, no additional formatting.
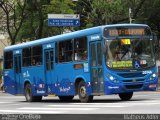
3,24,158,102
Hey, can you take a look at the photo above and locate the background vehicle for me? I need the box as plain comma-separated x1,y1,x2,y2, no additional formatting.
3,24,158,102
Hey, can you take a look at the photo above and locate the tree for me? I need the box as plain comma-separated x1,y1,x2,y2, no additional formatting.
75,0,147,28
16,0,45,42
2,0,160,45
76,0,128,28
16,0,75,42
136,0,160,35
0,0,27,45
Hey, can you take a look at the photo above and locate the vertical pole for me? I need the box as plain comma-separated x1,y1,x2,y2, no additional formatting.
129,7,132,24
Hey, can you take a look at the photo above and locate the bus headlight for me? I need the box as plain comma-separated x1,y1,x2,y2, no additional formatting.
107,74,119,83
149,73,157,81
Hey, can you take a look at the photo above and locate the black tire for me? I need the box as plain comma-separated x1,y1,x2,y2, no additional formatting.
58,96,74,102
119,92,133,101
24,83,42,102
78,81,93,103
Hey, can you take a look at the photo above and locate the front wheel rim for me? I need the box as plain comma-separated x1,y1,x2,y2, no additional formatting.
80,86,86,98
26,88,31,100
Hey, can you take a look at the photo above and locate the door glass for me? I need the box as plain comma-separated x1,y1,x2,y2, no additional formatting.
15,56,21,73
90,41,104,94
46,52,50,70
97,43,102,66
45,50,54,71
92,69,98,92
15,57,18,73
18,56,21,73
91,44,96,67
50,50,54,70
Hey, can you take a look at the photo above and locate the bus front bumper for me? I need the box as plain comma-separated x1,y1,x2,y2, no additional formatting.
104,78,158,95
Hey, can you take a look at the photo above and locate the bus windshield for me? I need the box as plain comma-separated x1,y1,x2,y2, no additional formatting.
104,27,155,70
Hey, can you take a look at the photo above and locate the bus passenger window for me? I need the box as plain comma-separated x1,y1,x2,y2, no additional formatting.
4,51,13,69
32,45,42,66
58,40,73,62
74,37,88,61
22,47,31,67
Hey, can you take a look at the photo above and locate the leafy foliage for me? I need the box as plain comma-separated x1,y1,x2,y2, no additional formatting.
1,0,160,44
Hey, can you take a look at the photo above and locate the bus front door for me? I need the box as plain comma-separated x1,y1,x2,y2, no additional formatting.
14,55,21,94
45,49,54,93
90,41,104,95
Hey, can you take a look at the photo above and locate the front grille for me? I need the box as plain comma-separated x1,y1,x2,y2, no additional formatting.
125,84,143,89
118,72,145,78
123,79,145,83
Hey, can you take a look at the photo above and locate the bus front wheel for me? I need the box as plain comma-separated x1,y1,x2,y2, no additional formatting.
119,92,133,101
78,81,93,103
24,83,42,102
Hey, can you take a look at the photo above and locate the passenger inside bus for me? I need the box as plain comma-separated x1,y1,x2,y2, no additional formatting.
82,51,88,60
114,45,132,61
32,59,36,66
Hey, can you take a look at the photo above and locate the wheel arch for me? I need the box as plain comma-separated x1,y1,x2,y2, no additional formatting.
24,80,32,90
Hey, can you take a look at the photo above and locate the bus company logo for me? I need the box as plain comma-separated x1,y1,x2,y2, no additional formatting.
91,35,100,40
23,71,30,78
46,44,52,48
59,86,71,93
108,86,119,89
37,90,45,94
15,50,20,54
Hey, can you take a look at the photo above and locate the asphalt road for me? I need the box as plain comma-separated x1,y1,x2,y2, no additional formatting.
0,91,160,114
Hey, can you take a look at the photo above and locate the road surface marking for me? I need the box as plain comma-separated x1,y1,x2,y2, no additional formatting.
18,107,98,111
47,105,124,108
0,102,29,106
0,102,12,104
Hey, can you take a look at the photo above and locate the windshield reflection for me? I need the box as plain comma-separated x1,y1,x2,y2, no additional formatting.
105,37,155,70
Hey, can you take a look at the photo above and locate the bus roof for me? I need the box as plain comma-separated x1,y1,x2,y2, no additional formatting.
4,23,149,51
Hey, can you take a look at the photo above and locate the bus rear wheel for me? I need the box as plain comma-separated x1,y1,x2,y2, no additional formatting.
119,92,133,101
78,81,93,103
58,96,74,102
25,83,42,102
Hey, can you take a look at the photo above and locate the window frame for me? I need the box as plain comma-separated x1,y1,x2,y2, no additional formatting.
22,47,32,67
56,36,88,63
58,39,73,63
22,45,43,67
73,36,88,61
4,51,13,69
32,45,43,66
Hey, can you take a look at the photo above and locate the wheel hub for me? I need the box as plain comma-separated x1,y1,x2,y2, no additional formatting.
26,89,31,100
80,86,86,98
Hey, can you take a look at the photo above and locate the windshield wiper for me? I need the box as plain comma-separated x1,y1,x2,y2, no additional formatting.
132,35,144,56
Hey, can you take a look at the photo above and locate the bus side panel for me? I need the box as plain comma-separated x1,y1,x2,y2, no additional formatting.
54,62,91,96
22,67,47,96
4,70,17,95
54,63,75,96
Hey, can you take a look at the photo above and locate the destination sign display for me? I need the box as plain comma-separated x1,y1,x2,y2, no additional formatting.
109,29,144,36
104,26,151,37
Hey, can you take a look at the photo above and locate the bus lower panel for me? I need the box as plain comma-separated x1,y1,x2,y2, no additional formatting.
104,77,158,95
